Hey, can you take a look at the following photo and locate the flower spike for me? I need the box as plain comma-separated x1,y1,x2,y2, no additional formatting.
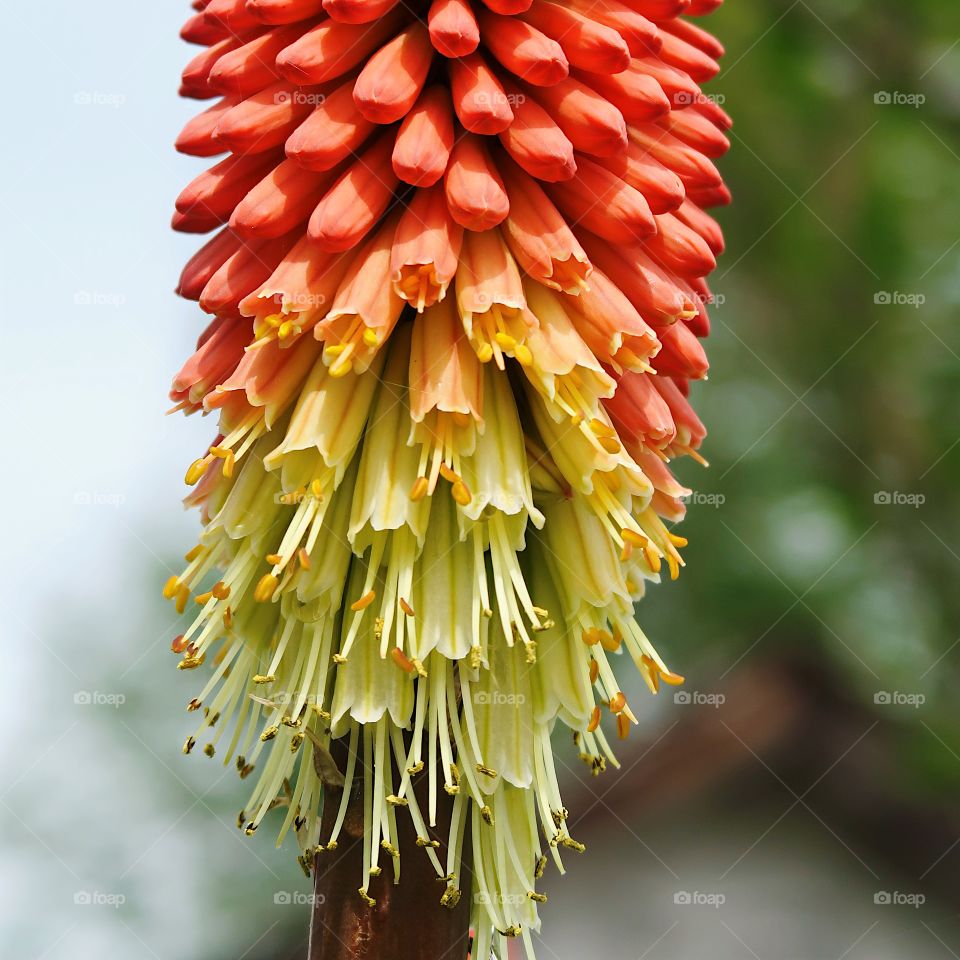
167,0,732,951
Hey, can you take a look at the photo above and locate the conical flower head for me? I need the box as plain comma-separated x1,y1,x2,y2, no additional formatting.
169,0,730,953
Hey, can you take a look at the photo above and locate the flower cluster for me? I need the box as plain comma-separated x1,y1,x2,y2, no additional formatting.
167,0,728,954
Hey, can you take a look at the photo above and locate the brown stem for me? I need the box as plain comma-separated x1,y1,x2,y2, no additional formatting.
308,741,471,960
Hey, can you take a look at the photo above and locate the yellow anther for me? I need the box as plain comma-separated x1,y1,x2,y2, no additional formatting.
330,359,353,378
390,647,415,673
351,590,376,612
399,598,415,617
162,575,180,600
362,328,380,347
310,479,323,499
264,313,283,327
254,573,278,603
598,436,622,455
440,887,461,909
588,659,599,684
598,629,620,653
660,670,685,686
668,532,689,548
184,457,209,486
278,320,294,340
571,412,584,426
616,713,631,740
184,544,204,563
514,343,533,366
451,481,471,506
175,584,190,614
324,343,345,357
589,418,616,438
477,342,494,363
581,628,601,647
212,581,230,600
298,548,311,570
194,591,213,606
253,674,275,684
409,476,429,501
622,529,646,547
222,606,233,629
222,451,235,479
587,705,601,733
266,553,283,565
667,555,680,581
494,332,517,350
438,463,458,484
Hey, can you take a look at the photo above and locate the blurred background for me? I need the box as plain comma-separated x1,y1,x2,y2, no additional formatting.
1,0,959,957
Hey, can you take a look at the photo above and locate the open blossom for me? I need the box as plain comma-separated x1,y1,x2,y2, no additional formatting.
168,0,728,954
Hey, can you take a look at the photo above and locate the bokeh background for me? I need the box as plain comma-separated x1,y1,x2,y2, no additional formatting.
2,0,959,957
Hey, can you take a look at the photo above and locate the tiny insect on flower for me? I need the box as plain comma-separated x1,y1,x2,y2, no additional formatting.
167,0,730,954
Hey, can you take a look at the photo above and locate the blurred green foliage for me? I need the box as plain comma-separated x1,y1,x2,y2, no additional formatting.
642,0,960,795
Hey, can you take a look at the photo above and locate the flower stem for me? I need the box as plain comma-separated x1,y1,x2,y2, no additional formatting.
308,742,471,960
